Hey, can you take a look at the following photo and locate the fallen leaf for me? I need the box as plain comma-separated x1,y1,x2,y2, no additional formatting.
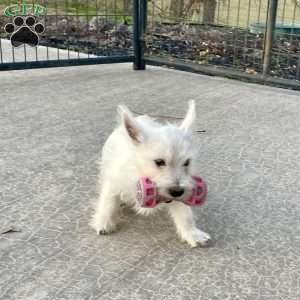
245,68,257,75
0,225,21,235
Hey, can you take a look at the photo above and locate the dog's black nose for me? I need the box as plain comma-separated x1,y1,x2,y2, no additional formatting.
168,187,184,198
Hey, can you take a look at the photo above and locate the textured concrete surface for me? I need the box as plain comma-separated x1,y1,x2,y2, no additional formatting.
0,64,299,300
0,39,95,63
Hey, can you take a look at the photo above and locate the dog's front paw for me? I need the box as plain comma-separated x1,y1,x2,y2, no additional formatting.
181,229,212,248
89,215,117,235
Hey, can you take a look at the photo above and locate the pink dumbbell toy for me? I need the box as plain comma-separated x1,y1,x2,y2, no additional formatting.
136,177,159,208
136,176,207,208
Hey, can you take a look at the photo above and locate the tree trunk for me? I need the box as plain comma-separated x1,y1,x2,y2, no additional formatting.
203,0,217,24
124,0,132,14
170,0,184,20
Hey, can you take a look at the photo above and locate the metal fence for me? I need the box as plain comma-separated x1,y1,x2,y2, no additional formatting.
0,0,135,70
0,1,300,90
145,0,300,89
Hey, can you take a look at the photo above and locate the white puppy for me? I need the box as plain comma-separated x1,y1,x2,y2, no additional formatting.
90,101,211,247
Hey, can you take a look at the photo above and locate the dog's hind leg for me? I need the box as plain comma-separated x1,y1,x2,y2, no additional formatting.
167,202,211,247
90,180,120,235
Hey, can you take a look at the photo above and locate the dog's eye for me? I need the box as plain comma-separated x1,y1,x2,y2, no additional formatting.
183,159,190,167
154,159,166,167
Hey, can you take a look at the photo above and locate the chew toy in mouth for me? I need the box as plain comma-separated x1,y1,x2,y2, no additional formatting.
136,176,207,208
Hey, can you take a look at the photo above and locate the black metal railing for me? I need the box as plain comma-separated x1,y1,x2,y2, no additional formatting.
0,0,135,70
145,0,300,89
0,1,300,90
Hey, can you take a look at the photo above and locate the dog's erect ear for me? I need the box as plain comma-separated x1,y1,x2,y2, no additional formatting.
179,100,196,132
118,105,144,143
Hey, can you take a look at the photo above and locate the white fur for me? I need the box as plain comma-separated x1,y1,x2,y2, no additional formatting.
90,101,211,247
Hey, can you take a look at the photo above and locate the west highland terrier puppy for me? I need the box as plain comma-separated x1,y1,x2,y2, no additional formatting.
90,101,211,247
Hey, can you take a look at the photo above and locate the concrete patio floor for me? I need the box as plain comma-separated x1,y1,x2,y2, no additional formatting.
0,64,299,300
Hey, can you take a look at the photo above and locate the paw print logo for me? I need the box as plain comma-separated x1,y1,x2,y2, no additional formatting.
4,16,45,47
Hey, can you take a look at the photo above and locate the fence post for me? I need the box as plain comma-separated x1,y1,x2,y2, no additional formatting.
262,0,278,77
133,0,147,70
